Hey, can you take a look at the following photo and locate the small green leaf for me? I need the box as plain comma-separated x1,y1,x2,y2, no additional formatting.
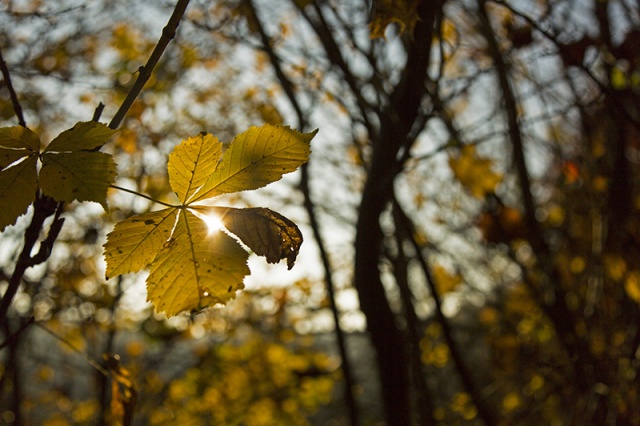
168,133,222,203
0,156,38,231
44,121,116,152
193,206,303,269
0,126,40,169
40,151,117,209
104,208,179,278
190,124,316,202
146,210,249,317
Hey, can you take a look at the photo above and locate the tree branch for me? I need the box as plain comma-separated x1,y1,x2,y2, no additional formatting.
108,0,191,130
393,197,499,426
389,208,435,425
246,2,361,424
0,194,58,327
477,0,595,392
0,44,26,127
353,1,440,424
294,2,379,140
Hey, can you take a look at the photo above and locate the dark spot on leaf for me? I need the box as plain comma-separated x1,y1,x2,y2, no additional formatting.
227,286,232,292
144,219,155,225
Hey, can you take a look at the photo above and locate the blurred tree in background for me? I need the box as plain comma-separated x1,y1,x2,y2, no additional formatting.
1,0,640,425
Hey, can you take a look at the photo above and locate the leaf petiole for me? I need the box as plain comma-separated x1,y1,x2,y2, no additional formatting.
110,184,176,208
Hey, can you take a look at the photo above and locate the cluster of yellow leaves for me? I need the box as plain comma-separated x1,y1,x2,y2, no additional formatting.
448,145,502,198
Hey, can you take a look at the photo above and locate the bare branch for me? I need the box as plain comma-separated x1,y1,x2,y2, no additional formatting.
0,44,26,127
108,0,191,130
246,2,361,424
393,197,499,426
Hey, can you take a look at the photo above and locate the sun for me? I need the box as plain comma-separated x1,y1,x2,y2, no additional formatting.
201,213,224,234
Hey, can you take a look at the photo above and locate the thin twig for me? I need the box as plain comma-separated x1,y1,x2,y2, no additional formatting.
477,0,594,392
0,44,26,127
393,197,499,426
35,322,110,377
93,102,105,122
389,209,435,425
108,0,191,130
293,1,379,140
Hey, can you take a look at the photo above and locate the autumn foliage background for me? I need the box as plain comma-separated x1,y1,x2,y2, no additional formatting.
2,0,640,425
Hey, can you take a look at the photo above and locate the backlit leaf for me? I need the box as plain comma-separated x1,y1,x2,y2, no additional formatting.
104,208,179,278
193,206,303,269
40,151,117,209
104,124,316,316
0,156,38,231
168,133,222,203
0,126,40,169
190,124,315,202
147,210,249,316
44,121,116,152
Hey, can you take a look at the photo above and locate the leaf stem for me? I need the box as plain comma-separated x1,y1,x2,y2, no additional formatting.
110,185,176,207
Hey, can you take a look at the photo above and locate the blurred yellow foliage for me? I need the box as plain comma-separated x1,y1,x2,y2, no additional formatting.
502,392,522,412
369,0,420,39
625,271,640,303
604,255,627,282
449,145,503,198
432,263,462,295
114,129,137,154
